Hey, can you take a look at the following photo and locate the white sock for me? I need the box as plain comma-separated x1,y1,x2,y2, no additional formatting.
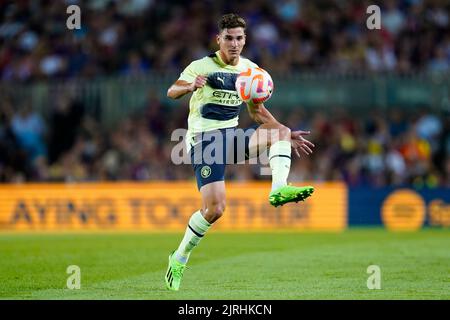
174,210,211,264
269,140,291,191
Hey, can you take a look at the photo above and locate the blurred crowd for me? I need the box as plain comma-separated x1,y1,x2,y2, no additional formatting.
1,91,449,187
0,0,449,187
0,0,449,81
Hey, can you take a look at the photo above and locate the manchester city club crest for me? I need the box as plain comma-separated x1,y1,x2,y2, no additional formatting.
200,166,212,178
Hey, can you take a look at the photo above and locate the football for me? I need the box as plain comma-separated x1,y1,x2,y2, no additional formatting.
235,67,274,105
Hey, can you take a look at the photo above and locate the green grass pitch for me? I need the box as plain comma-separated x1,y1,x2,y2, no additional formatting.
0,229,449,299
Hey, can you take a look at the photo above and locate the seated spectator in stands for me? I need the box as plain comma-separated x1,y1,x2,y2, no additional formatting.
10,103,47,162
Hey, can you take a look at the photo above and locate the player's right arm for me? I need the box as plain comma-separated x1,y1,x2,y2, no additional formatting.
167,76,207,99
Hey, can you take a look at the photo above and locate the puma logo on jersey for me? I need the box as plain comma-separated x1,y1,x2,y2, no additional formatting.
207,72,239,90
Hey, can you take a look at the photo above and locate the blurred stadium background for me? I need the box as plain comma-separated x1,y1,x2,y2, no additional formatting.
0,0,449,186
0,0,449,299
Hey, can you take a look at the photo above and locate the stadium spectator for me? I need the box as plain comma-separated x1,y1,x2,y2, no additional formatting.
0,92,448,187
0,0,448,187
0,0,449,79
10,103,47,162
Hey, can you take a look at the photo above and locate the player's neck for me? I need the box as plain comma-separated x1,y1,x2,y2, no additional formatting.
218,51,239,66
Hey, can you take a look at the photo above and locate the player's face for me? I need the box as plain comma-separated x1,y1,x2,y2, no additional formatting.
217,28,246,63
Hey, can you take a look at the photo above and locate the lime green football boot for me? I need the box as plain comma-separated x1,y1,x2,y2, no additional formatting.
269,185,314,207
165,251,186,291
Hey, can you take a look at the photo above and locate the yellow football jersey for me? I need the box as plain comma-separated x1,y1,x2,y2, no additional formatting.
178,51,258,149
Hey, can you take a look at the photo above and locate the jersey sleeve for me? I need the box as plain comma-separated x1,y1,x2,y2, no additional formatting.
178,60,203,83
249,60,259,68
241,57,259,69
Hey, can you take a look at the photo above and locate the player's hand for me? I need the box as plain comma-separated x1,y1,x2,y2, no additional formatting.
190,75,207,92
291,130,315,157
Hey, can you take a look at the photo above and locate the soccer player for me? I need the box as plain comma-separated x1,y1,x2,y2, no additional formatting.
165,13,315,291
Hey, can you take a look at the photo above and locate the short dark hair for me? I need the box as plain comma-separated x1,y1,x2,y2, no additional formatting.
218,13,246,32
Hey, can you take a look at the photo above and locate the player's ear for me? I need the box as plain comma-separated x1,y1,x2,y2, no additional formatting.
216,34,220,45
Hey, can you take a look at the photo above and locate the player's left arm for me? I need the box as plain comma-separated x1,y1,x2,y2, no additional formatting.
246,102,315,157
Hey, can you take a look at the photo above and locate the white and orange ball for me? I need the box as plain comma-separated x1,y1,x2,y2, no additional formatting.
235,67,274,105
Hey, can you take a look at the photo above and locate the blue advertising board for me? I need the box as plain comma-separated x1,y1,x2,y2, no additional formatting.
348,187,450,229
